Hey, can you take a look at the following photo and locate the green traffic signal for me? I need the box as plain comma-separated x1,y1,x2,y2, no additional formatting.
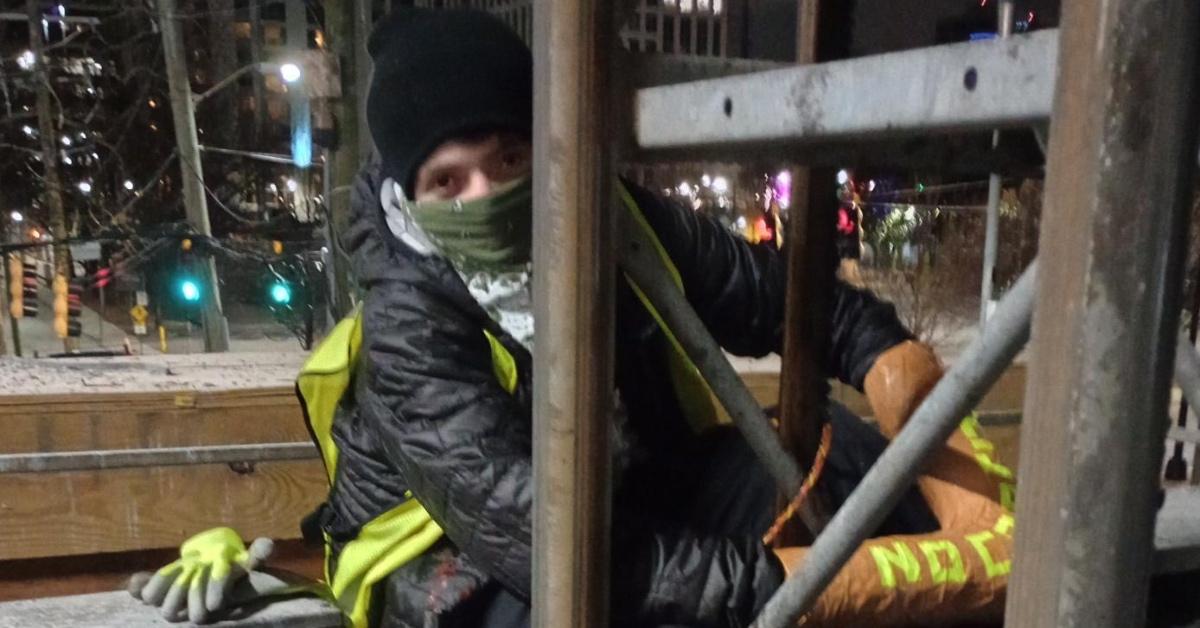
269,281,292,305
180,278,201,303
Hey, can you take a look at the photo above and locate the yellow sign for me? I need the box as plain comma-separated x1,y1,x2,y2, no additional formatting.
130,304,149,324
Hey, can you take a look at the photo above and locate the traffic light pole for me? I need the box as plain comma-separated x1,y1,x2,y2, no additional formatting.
157,0,230,353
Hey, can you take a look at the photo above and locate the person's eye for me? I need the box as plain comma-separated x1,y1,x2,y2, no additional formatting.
500,150,529,172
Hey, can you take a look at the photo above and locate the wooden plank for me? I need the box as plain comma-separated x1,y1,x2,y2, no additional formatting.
0,459,326,560
0,390,307,455
0,591,340,628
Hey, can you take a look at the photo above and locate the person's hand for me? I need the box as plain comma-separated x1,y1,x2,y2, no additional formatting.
128,527,276,623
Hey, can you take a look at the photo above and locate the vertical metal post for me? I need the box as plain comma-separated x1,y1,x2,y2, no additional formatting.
774,0,829,545
1005,1,1200,625
531,0,614,626
979,0,1014,328
157,0,230,353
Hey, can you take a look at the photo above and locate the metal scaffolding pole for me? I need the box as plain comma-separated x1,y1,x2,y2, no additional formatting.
530,0,615,626
752,260,1037,628
1005,0,1200,625
636,29,1057,151
979,0,1014,328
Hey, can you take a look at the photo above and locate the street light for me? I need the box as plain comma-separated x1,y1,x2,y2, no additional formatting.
16,50,35,70
10,211,23,223
77,181,92,194
123,180,135,191
279,62,302,84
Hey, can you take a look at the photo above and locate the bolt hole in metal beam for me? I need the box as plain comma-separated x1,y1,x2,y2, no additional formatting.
723,96,733,117
964,66,978,91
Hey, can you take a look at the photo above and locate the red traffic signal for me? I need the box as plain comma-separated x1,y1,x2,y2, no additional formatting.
21,265,39,318
94,267,112,289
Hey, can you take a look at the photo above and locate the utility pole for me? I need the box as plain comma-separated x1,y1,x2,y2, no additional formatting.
157,0,230,352
27,0,71,351
323,0,360,319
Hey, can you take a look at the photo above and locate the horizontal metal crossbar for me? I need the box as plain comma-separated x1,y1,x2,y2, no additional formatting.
636,29,1057,151
0,442,318,474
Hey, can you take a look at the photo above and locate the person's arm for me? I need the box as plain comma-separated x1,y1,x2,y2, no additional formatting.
622,181,912,388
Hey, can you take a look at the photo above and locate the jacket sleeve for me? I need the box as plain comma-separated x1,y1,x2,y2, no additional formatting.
359,274,786,625
622,181,912,389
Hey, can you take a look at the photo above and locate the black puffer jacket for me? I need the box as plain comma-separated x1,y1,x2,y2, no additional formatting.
319,164,913,628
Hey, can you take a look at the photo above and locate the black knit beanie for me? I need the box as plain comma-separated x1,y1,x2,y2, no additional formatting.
366,8,533,197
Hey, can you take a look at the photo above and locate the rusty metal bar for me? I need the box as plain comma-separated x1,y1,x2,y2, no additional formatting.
1005,0,1200,624
0,443,317,474
772,0,831,545
530,0,615,625
752,260,1037,628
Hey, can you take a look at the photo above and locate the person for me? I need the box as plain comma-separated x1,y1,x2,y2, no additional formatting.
131,8,1013,628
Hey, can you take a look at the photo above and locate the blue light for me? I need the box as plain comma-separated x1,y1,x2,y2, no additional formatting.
270,282,292,305
180,278,201,302
291,98,312,168
969,31,998,41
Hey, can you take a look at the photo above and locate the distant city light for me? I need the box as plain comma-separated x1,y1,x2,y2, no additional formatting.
77,181,92,194
21,125,34,136
62,155,73,165
836,169,850,185
868,179,877,191
16,50,35,70
701,174,711,187
61,135,72,146
285,179,298,192
279,63,302,83
10,211,23,223
711,176,729,194
123,180,135,191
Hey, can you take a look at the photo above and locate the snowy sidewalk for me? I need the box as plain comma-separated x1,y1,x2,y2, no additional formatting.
0,351,308,395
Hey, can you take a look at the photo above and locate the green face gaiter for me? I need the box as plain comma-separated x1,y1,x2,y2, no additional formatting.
405,176,533,272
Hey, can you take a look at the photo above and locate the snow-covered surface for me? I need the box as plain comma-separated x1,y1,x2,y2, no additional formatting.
0,351,309,396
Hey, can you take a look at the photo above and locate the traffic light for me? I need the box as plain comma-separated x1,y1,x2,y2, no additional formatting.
66,278,82,337
52,273,68,338
21,263,39,318
268,280,292,306
94,267,112,289
179,277,201,303
8,255,23,319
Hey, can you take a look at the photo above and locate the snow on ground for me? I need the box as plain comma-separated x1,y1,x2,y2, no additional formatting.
0,351,308,395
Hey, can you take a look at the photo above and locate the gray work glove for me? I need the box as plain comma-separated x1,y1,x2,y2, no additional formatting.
128,527,302,623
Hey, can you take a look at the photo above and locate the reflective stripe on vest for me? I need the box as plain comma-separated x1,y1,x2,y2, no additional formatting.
298,317,518,628
616,182,721,433
296,181,716,626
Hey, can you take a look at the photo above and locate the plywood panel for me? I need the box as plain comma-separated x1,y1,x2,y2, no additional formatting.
0,460,326,561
